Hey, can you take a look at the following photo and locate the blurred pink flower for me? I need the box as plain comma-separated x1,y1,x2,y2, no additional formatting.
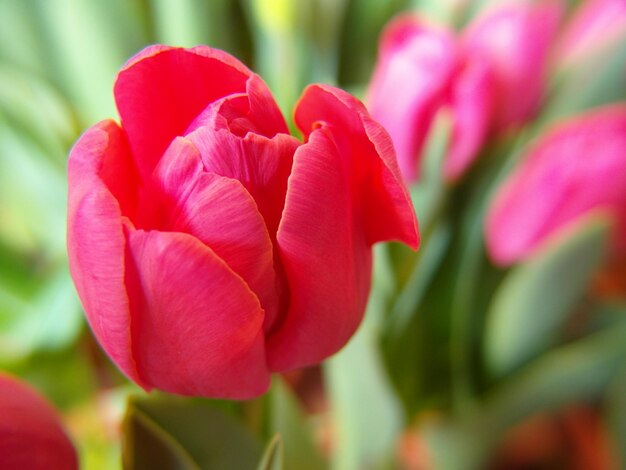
485,104,626,266
367,2,562,183
0,372,77,470
557,0,626,66
463,0,563,130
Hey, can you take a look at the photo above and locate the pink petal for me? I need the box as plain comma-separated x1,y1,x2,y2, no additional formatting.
186,74,289,139
114,45,252,178
463,1,563,129
367,15,458,182
444,56,495,181
486,104,626,266
125,229,270,399
186,126,299,239
0,373,77,470
296,84,419,249
67,120,143,386
267,84,419,371
153,137,282,330
558,0,626,65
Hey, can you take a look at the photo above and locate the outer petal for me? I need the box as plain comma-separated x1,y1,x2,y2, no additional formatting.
485,104,626,266
114,45,252,178
444,57,495,181
267,85,419,371
0,373,77,470
125,229,270,398
295,84,419,249
463,1,563,129
153,137,282,330
367,15,458,182
67,120,143,386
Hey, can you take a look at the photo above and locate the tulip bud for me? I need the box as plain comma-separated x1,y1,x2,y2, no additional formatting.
0,372,78,470
67,46,419,399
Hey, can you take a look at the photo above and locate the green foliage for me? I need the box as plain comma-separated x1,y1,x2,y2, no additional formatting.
485,215,610,377
123,394,262,470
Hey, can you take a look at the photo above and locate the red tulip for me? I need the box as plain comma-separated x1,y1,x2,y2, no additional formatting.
67,46,419,399
485,104,626,266
0,372,77,470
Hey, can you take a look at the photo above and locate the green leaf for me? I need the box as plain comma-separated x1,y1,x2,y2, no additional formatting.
123,395,262,470
606,362,626,468
269,379,326,470
485,214,610,377
326,289,402,470
257,434,284,470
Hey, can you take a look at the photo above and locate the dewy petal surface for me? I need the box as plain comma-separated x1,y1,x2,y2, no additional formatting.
114,45,252,178
486,104,626,265
267,84,418,371
125,229,270,398
67,120,143,386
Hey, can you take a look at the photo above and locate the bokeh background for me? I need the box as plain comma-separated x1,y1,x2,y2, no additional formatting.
1,0,625,468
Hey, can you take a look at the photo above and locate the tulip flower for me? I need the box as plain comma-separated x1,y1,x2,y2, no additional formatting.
0,372,78,470
485,104,626,266
67,45,419,399
368,2,562,183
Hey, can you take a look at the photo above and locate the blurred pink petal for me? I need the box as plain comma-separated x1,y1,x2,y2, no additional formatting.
463,0,563,130
0,373,77,470
445,56,495,181
558,0,626,65
486,104,626,266
367,16,458,182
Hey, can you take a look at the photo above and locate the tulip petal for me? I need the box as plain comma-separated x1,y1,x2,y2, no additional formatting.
367,16,458,182
114,45,252,178
267,128,372,371
67,120,143,386
463,1,563,129
295,84,419,249
125,229,270,398
186,127,299,238
445,57,494,181
0,373,77,470
486,105,626,265
153,137,282,330
267,85,418,371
